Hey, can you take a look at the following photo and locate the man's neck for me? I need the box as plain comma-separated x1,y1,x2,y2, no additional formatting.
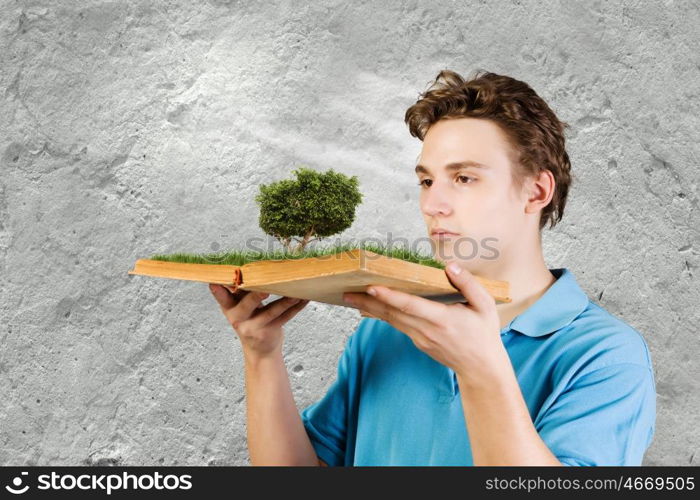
472,244,556,331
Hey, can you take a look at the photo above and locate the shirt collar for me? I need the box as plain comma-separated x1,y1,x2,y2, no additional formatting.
502,268,589,338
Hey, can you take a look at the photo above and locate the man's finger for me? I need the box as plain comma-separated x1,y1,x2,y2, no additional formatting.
231,290,271,320
209,284,239,309
362,285,444,323
344,292,431,340
268,299,310,329
444,261,495,313
249,296,302,329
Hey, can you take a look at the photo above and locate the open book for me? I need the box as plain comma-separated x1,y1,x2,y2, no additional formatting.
128,248,511,316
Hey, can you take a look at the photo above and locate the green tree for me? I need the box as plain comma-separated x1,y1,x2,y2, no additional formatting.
255,166,363,254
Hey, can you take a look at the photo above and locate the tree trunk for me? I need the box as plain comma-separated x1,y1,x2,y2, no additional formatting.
294,226,316,253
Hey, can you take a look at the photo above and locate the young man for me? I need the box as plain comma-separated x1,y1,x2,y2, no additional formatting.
209,70,656,466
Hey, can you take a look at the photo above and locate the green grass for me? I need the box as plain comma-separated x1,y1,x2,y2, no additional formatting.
149,241,445,269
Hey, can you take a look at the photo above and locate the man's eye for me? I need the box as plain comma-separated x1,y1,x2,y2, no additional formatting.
457,175,476,184
417,179,432,188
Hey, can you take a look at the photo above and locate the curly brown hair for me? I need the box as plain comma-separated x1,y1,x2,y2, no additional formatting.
404,69,572,230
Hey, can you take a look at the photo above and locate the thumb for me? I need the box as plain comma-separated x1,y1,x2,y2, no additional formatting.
445,261,495,312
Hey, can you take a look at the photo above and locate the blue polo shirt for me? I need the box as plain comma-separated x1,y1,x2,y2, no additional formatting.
300,268,656,466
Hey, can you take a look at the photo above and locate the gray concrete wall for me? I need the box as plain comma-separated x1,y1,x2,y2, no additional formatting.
1,0,698,466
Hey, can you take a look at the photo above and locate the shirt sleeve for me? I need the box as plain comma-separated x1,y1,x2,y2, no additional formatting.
299,328,361,467
535,362,657,466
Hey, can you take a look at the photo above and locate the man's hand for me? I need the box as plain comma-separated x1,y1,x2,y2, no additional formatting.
342,260,505,385
343,261,566,465
209,284,310,359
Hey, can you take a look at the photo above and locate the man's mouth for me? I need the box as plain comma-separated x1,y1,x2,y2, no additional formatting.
432,232,459,240
431,227,460,238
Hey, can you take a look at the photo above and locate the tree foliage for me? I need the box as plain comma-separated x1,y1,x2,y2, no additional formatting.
255,166,363,253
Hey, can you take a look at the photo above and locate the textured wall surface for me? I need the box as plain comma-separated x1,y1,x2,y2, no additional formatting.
1,0,698,466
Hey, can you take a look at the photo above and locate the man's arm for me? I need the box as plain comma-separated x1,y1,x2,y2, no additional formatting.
244,349,323,466
209,285,323,466
455,347,563,466
342,265,563,465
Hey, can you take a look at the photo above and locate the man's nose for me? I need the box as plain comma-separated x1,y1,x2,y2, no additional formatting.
421,181,453,217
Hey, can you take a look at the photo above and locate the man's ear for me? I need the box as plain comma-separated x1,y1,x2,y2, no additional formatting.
524,169,555,215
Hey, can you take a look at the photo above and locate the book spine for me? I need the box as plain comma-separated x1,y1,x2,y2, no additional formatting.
229,268,242,291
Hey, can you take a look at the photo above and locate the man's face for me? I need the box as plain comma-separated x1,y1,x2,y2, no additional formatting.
416,117,530,271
